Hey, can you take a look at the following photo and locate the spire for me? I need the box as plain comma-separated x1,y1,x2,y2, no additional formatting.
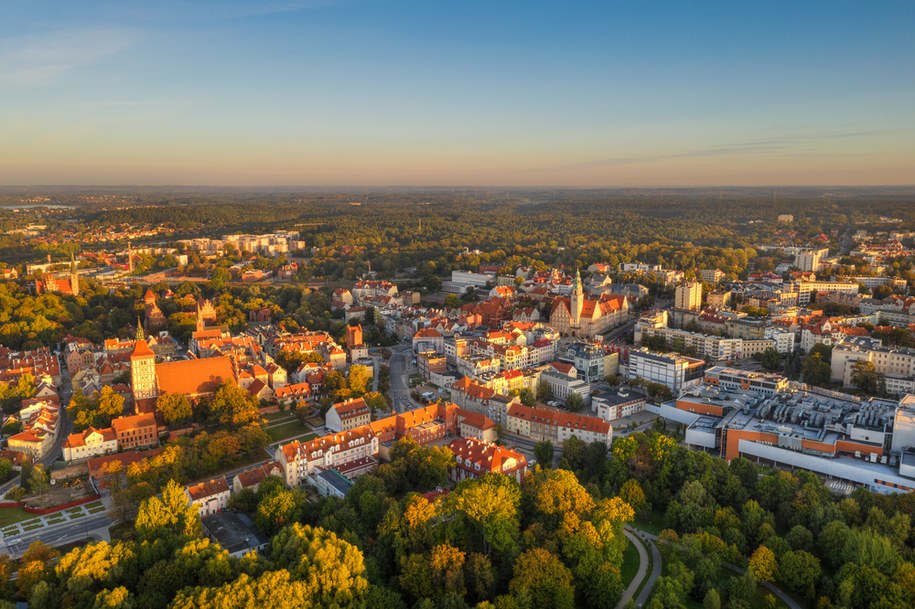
136,316,145,341
69,251,80,296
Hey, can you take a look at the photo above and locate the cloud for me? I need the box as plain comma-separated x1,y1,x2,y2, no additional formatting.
565,129,888,170
0,28,137,86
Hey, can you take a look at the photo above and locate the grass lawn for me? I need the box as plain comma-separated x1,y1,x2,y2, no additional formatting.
0,507,34,527
22,521,44,531
87,505,106,514
264,411,293,422
620,537,642,588
633,509,666,536
266,420,312,442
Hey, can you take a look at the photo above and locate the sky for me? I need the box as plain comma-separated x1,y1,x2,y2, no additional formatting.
1,0,914,187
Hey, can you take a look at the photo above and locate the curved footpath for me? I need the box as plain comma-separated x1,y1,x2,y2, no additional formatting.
623,526,802,609
616,529,649,609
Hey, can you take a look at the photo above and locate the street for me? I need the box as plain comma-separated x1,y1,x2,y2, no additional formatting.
1,511,112,558
388,345,419,413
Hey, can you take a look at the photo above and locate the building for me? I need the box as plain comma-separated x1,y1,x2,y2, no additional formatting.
675,282,703,311
627,349,705,393
549,270,629,338
703,366,789,396
657,383,915,494
778,214,794,224
7,402,60,460
505,403,613,446
448,437,527,483
62,426,117,462
186,477,231,516
540,363,591,405
831,338,915,395
561,341,619,384
591,388,648,421
700,269,726,284
130,329,157,404
795,248,829,273
232,462,283,493
309,468,355,498
790,280,859,306
202,511,269,558
111,412,158,450
325,397,372,433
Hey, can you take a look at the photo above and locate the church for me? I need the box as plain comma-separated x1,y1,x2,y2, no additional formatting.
549,270,629,338
130,326,236,413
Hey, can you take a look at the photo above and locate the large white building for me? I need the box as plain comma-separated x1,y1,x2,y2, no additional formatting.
831,338,915,396
794,248,829,273
627,349,705,392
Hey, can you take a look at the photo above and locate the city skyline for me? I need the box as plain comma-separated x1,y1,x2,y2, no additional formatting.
2,0,914,186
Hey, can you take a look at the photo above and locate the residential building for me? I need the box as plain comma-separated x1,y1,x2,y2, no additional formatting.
627,349,705,393
591,388,648,421
703,366,789,396
540,363,591,405
795,248,829,273
700,269,726,283
186,477,231,516
325,397,372,433
675,282,703,311
505,403,613,446
831,338,915,395
111,412,158,450
62,426,117,462
448,438,527,483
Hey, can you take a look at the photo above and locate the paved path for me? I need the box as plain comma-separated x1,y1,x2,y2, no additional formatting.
616,529,649,609
633,527,663,607
722,562,802,609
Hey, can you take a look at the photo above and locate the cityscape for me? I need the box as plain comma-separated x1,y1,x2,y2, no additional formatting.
1,2,915,609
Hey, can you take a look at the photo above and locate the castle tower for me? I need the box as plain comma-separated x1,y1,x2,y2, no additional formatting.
69,251,80,297
346,323,363,348
570,269,583,333
130,318,157,405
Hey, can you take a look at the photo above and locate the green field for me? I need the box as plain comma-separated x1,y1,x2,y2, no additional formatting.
0,507,34,527
266,420,313,441
633,509,666,536
620,537,641,588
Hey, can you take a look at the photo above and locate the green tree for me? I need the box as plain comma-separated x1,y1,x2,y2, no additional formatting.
778,550,820,595
134,479,202,542
801,352,831,387
760,348,781,371
208,381,260,428
850,360,882,394
619,479,647,515
509,548,575,609
702,588,721,609
96,386,126,426
447,474,522,556
271,523,368,608
566,392,584,412
534,440,553,469
256,489,305,536
156,393,192,425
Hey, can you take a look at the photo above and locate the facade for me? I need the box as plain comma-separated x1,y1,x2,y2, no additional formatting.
448,438,527,483
591,388,647,421
831,338,915,395
549,270,628,338
505,403,613,446
111,412,158,450
62,426,117,462
561,342,619,383
627,349,705,393
540,363,591,405
795,248,829,273
674,282,703,311
703,366,789,396
325,397,372,433
186,477,231,516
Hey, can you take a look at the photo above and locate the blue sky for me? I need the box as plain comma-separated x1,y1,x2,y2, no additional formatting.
1,0,913,186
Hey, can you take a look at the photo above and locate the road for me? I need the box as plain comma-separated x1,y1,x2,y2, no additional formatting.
2,512,111,558
388,345,418,413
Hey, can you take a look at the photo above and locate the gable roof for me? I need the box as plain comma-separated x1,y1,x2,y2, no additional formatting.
156,356,235,397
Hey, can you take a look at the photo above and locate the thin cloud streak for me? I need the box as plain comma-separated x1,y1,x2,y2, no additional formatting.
564,129,889,170
0,28,138,86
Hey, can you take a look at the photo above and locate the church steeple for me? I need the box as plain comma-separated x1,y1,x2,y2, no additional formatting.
570,268,583,332
69,251,79,297
136,316,145,341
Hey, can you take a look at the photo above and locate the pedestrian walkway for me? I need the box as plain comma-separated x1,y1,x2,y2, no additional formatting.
0,499,106,540
616,529,649,609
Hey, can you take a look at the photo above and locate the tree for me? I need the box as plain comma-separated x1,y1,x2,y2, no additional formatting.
850,360,882,394
748,545,778,583
537,381,554,402
761,348,781,371
28,463,50,496
96,386,126,426
619,479,647,515
256,489,305,536
363,391,388,413
534,441,553,469
447,474,522,556
778,550,820,594
208,381,260,428
509,548,575,609
566,392,584,412
347,364,371,396
134,479,202,542
702,588,721,609
801,352,831,387
156,393,192,425
400,544,466,602
271,523,368,607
